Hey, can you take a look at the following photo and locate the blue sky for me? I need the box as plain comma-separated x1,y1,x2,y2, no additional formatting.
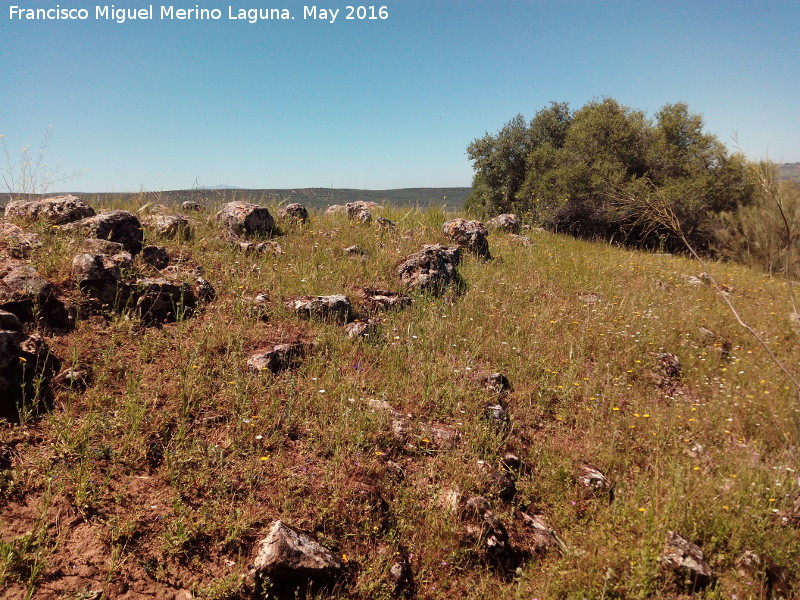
3,0,798,192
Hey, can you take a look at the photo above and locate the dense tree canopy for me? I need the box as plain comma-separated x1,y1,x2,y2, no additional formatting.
466,98,754,252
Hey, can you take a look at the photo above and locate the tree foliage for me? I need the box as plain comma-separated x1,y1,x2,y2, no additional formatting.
466,98,754,252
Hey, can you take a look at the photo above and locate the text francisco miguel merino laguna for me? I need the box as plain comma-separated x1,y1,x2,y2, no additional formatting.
7,4,390,23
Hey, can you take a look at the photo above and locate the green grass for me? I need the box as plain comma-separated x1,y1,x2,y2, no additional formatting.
1,200,798,599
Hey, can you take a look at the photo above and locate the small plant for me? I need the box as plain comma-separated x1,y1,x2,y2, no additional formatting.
1,125,84,200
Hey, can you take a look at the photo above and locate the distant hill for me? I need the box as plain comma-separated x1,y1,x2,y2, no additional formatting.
0,187,472,211
778,163,800,180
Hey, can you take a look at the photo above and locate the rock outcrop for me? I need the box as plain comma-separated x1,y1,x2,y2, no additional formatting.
442,219,490,259
278,203,309,224
285,294,352,324
4,194,95,225
396,244,462,295
486,213,521,234
215,201,274,237
61,210,144,254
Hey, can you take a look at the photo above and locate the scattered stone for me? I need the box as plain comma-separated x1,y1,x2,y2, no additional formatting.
376,216,396,230
53,367,90,391
252,519,343,579
684,275,704,286
735,550,761,577
473,371,511,394
285,294,352,324
486,213,521,234
193,276,215,303
388,561,407,584
133,278,197,325
477,460,516,502
396,244,461,295
141,245,170,269
520,511,562,555
0,258,53,322
487,404,508,424
0,223,41,258
235,240,282,255
143,215,192,240
181,200,203,212
215,201,274,237
463,495,492,518
245,292,271,320
247,342,307,374
0,330,59,420
355,287,412,312
577,465,612,495
344,245,369,257
508,234,533,246
659,531,713,590
4,194,95,225
345,320,379,339
657,352,682,380
442,218,491,259
346,202,373,224
278,203,309,224
72,253,121,285
578,293,603,305
420,421,460,450
0,309,23,331
137,203,170,215
60,210,144,254
82,238,124,255
325,204,346,215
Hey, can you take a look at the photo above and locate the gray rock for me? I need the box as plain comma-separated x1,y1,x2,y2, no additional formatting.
1,330,58,420
658,352,682,380
520,511,561,555
355,287,412,312
577,465,612,494
285,294,352,324
72,253,129,309
253,520,343,577
4,194,95,225
141,245,170,269
53,367,90,391
82,238,125,255
0,258,52,322
133,278,197,324
345,320,379,339
487,404,508,424
215,201,274,237
376,217,396,230
143,215,192,240
60,210,144,254
442,218,491,259
247,342,306,374
659,531,713,589
346,202,373,224
278,203,309,224
0,223,41,258
193,276,215,303
486,213,521,234
508,234,533,246
181,200,204,212
72,253,121,284
235,240,282,255
0,309,23,331
344,245,369,257
325,204,346,215
396,244,461,295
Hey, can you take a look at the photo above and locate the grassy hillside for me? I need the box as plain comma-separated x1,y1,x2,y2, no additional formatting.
1,200,799,599
777,163,800,181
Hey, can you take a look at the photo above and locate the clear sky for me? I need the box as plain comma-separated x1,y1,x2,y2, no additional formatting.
2,0,799,192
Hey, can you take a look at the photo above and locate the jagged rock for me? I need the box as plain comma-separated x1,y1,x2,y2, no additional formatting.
4,194,95,225
477,460,516,502
508,234,533,246
61,210,144,254
0,223,41,258
420,421,460,450
0,330,59,420
72,253,129,309
181,200,203,212
388,561,408,584
0,309,23,331
141,245,170,269
473,371,511,394
396,244,461,295
278,203,309,224
354,287,412,312
216,201,274,237
133,278,197,324
143,215,192,239
247,342,307,374
486,213,520,234
346,202,373,224
658,352,682,380
578,465,612,495
82,238,124,255
376,216,396,230
253,520,343,578
442,219,491,259
285,294,352,324
345,320,379,339
53,367,90,391
193,277,215,303
487,404,508,424
0,258,52,322
235,240,282,255
520,512,561,555
245,293,271,320
325,204,346,214
137,203,170,215
344,245,369,257
659,531,713,590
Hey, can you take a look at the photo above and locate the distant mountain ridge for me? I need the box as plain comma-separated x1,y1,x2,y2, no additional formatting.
777,163,800,180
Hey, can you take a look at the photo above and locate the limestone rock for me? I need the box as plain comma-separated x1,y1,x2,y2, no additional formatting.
0,330,59,420
346,202,373,224
657,352,682,380
236,240,282,255
285,294,352,324
0,223,41,258
143,215,192,240
4,194,95,225
61,210,144,254
0,309,23,331
577,465,612,494
396,244,461,295
253,520,343,577
520,511,561,555
133,278,197,325
376,217,396,230
278,203,309,224
486,213,520,234
0,258,52,322
247,342,307,374
181,200,203,212
354,287,412,312
141,245,170,269
325,204,346,214
508,234,533,246
345,320,379,339
442,218,490,259
659,531,713,589
215,201,274,237
344,245,369,257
